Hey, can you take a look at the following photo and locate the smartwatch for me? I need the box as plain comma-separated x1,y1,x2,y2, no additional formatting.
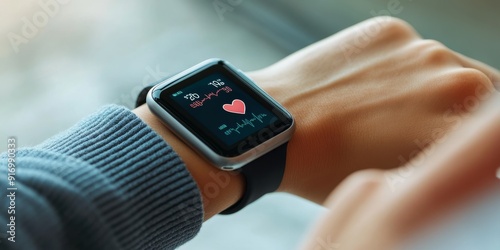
137,59,295,214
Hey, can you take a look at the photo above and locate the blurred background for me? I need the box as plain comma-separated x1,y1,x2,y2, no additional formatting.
1,0,499,249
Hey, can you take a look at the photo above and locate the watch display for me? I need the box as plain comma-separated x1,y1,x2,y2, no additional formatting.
151,60,293,157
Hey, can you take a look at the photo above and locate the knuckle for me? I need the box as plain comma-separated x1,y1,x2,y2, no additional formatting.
344,169,385,192
415,39,453,64
460,68,491,83
371,16,417,38
453,69,491,89
439,69,491,100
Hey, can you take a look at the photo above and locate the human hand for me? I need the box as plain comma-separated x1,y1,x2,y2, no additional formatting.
300,97,500,250
248,17,500,202
134,17,499,218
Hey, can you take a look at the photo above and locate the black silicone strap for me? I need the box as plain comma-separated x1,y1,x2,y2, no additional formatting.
135,85,155,108
136,84,287,214
220,142,287,214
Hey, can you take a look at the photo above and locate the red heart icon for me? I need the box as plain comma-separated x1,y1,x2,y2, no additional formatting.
223,99,246,115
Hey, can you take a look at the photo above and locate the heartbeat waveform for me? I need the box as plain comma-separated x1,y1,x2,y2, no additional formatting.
224,113,268,135
190,86,232,108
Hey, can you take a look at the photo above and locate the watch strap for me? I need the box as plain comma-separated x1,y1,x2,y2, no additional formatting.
220,142,288,214
136,85,155,107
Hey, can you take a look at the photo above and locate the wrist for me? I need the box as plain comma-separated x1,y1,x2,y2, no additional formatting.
247,69,344,203
245,71,308,193
133,105,245,220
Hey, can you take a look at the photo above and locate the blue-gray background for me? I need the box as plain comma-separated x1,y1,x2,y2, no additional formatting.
1,1,499,249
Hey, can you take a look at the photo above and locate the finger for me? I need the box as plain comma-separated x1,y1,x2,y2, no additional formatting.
388,97,500,227
302,170,384,248
411,97,500,194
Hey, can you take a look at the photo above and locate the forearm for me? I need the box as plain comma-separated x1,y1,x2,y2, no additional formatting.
1,106,203,249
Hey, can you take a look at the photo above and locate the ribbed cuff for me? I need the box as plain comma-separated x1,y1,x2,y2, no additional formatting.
38,105,203,249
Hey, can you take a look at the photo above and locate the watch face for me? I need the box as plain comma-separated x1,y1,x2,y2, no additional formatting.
151,60,293,157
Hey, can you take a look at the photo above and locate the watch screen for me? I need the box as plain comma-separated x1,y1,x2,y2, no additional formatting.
153,61,293,157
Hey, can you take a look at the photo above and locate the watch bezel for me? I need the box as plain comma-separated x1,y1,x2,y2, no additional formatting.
146,58,295,170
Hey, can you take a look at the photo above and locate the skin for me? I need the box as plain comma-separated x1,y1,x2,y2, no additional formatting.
134,104,245,219
134,17,500,219
301,97,500,250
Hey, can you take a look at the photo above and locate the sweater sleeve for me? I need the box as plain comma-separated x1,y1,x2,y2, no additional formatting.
0,105,203,250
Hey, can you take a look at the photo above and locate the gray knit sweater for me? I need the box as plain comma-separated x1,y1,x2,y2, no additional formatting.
0,105,203,249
